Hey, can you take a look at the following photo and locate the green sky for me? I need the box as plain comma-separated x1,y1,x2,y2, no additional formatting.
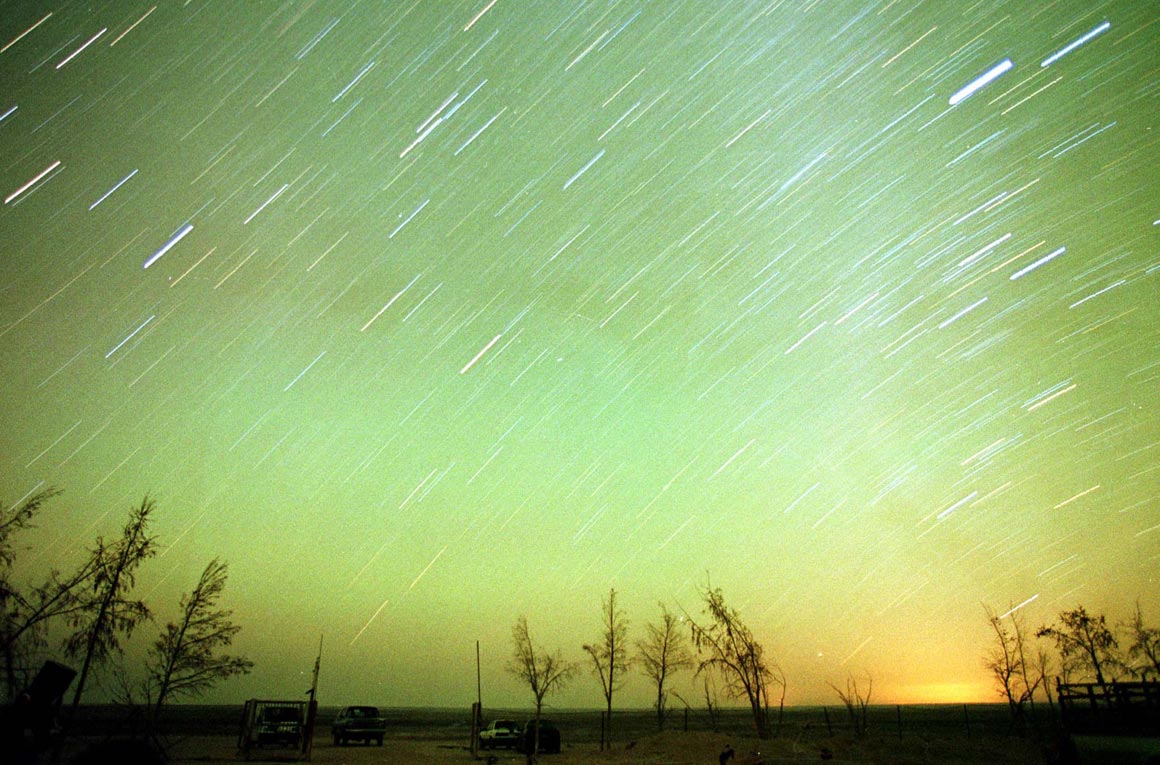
1,0,1157,709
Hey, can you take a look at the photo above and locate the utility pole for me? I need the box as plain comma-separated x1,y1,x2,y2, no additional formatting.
471,640,483,758
303,635,323,760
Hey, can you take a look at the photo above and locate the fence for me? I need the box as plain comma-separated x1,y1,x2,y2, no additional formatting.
1057,680,1160,737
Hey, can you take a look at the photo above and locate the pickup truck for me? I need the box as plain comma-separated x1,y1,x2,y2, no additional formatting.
331,705,386,746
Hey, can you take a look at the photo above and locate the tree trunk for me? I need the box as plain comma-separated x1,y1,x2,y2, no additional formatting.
3,634,16,702
67,596,109,723
530,698,542,762
605,696,612,748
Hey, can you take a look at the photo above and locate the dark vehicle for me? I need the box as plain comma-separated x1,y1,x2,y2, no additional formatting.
519,719,560,754
331,705,386,746
10,661,75,761
478,719,521,749
255,704,303,747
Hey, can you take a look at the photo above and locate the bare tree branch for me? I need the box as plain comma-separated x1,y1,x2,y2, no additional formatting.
1124,601,1160,680
828,672,872,737
64,496,158,724
636,603,692,731
148,557,253,727
507,616,575,760
1037,605,1120,684
684,584,777,739
581,588,629,749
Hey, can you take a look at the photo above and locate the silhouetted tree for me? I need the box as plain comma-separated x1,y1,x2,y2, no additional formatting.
1032,644,1055,715
984,604,1042,729
2,563,98,702
770,662,788,732
686,584,777,739
147,558,253,727
1037,606,1119,684
64,497,157,720
1,487,59,696
582,588,629,749
1124,601,1160,680
702,674,720,731
0,488,59,569
828,672,872,737
507,616,575,761
636,603,693,731
0,488,101,701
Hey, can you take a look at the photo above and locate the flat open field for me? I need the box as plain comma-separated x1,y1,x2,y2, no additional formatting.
160,728,1047,765
58,705,1074,764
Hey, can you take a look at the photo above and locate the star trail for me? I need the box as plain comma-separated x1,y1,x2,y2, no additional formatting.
1,1,1156,707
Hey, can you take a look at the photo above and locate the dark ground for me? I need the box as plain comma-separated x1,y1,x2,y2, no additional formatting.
46,704,1160,764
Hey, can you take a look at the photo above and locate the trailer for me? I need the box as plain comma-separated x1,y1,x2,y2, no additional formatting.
238,699,307,759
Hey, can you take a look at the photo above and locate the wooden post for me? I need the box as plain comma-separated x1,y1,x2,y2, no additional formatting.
896,704,902,741
684,706,688,732
470,702,481,758
471,640,482,758
962,704,970,739
303,635,323,760
823,706,833,736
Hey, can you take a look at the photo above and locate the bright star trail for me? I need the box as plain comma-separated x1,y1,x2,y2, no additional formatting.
948,58,1014,106
1,1,1156,709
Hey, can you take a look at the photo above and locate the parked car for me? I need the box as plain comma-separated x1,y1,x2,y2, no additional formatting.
255,704,303,747
331,705,386,746
518,719,560,754
478,719,521,749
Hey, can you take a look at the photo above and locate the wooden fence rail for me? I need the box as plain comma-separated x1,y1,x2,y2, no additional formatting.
1057,680,1160,737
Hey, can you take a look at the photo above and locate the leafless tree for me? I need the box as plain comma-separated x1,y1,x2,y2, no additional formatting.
636,603,692,731
1124,601,1160,680
147,558,253,727
64,497,157,721
769,662,788,732
1032,644,1055,715
702,674,720,731
828,672,872,737
582,588,630,749
507,616,575,761
984,605,1042,728
1037,606,1120,684
685,584,777,739
675,676,721,732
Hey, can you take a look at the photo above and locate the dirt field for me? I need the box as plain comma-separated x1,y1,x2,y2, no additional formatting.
55,705,1097,764
160,728,1047,765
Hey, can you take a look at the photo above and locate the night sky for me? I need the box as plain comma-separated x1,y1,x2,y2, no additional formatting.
2,1,1157,708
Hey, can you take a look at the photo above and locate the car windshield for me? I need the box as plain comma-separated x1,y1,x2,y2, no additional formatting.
262,707,300,723
349,706,378,717
494,720,516,730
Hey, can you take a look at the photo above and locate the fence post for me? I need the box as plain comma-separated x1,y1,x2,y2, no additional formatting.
962,704,970,739
896,704,902,741
470,702,480,757
823,706,832,736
